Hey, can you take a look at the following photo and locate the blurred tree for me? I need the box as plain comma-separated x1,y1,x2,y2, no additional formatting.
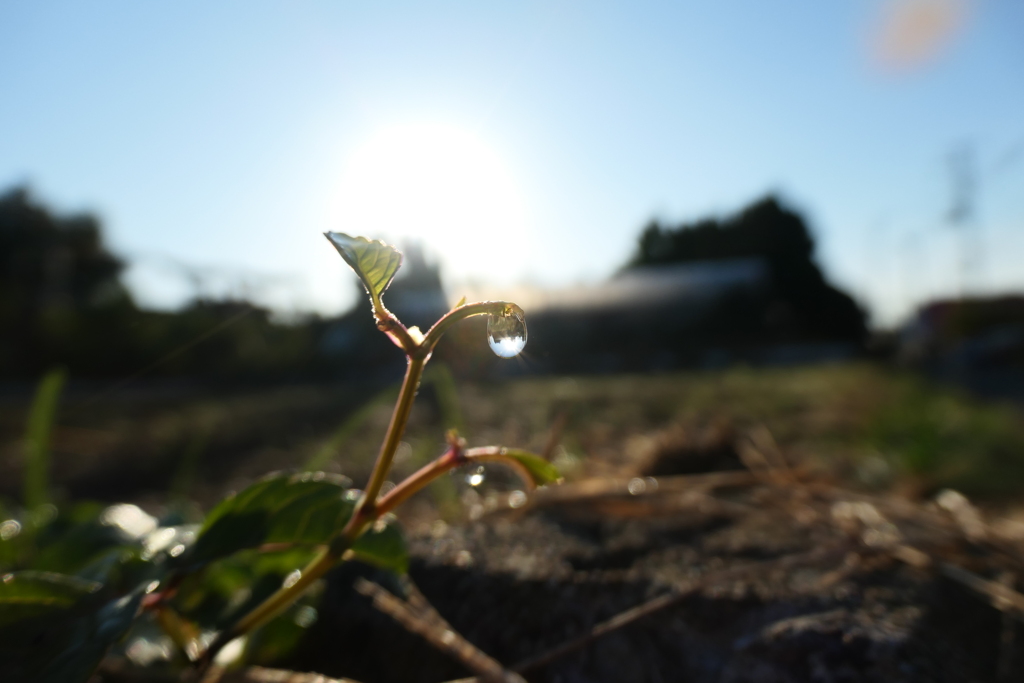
628,196,867,342
0,187,337,381
0,187,137,376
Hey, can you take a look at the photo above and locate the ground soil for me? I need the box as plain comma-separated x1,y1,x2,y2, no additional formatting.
9,367,1024,682
287,470,1024,682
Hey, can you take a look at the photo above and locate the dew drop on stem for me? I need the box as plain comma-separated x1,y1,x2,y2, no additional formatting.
466,465,486,487
487,308,527,358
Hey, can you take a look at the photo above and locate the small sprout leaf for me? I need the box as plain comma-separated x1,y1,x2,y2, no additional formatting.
325,232,402,312
501,450,562,487
465,448,561,490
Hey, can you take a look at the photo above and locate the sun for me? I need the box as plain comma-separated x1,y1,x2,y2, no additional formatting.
332,123,532,284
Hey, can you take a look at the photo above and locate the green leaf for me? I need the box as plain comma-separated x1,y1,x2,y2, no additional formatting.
243,603,313,666
172,547,319,629
0,571,100,627
352,516,408,574
0,575,144,683
38,589,144,683
24,368,66,510
325,232,403,312
183,472,355,568
501,449,563,487
30,504,135,576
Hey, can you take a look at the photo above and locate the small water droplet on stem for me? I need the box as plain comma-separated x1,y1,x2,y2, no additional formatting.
487,308,527,358
466,465,486,487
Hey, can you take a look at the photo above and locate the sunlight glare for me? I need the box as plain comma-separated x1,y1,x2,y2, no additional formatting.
332,123,532,285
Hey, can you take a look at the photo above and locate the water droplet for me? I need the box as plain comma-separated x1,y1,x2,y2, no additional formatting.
214,637,247,666
466,466,486,487
126,636,174,666
0,519,21,541
345,489,363,501
294,605,318,628
32,504,58,527
627,478,646,495
101,503,158,540
143,527,177,556
508,490,527,508
283,569,302,588
487,308,527,358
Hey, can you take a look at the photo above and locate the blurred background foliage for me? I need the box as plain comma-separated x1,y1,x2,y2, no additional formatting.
0,187,369,382
3,185,1024,512
1,186,873,383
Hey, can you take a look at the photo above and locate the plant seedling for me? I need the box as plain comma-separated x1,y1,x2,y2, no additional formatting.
0,234,560,682
192,233,555,667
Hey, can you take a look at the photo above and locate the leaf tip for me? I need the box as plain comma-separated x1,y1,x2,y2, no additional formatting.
324,232,404,305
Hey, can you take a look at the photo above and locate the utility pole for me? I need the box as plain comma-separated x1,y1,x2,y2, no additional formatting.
947,143,981,298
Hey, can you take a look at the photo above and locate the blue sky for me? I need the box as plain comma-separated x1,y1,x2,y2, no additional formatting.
1,1,1022,324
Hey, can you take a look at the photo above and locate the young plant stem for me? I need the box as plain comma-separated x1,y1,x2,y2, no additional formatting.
198,546,336,670
462,447,541,492
355,354,426,519
374,446,545,517
375,444,464,516
422,301,519,353
199,352,427,669
234,547,333,635
375,310,418,354
196,299,523,673
196,446,546,670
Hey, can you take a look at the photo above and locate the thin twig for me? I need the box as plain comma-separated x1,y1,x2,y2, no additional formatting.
997,571,1017,683
354,578,525,683
217,667,362,683
883,538,1024,624
444,543,850,683
748,424,790,472
938,561,1024,623
527,471,756,507
96,659,362,683
513,590,683,673
540,412,568,461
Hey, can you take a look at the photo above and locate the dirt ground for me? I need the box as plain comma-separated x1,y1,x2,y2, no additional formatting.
9,364,1024,682
284,453,1024,682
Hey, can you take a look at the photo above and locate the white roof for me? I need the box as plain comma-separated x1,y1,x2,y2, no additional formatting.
535,258,769,312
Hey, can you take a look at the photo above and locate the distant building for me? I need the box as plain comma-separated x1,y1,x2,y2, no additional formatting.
900,296,1024,385
521,257,856,373
537,258,770,313
385,242,449,331
514,197,867,373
